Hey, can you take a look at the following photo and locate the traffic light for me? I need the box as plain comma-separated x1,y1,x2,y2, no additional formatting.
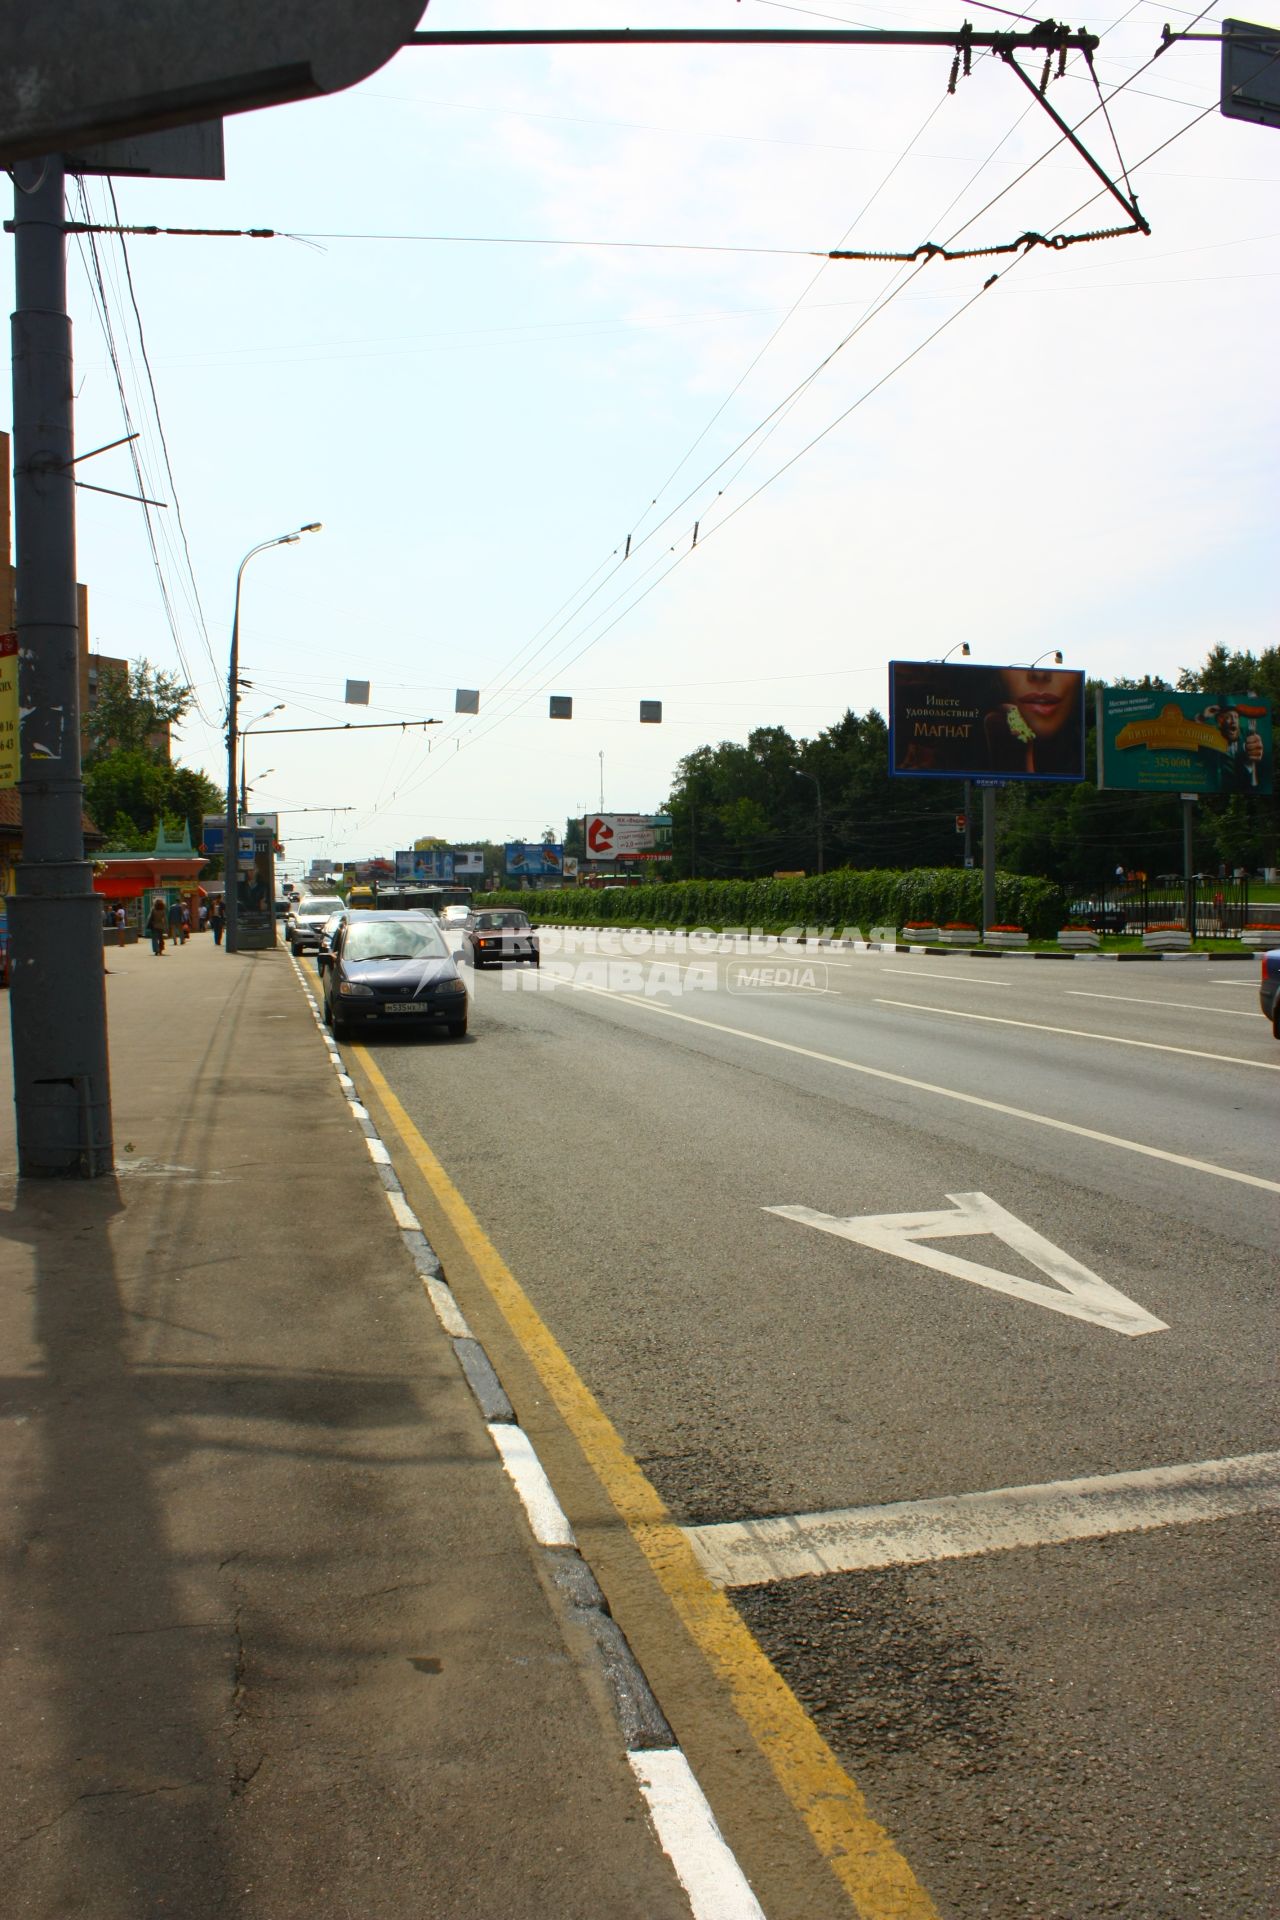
955,812,967,834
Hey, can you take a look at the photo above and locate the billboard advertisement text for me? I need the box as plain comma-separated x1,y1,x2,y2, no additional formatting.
1096,688,1273,794
888,662,1086,783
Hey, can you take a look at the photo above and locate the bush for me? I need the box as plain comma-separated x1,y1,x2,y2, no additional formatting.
490,868,1067,938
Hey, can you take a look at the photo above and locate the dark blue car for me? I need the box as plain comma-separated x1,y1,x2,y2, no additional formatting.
1260,947,1280,1040
323,911,469,1040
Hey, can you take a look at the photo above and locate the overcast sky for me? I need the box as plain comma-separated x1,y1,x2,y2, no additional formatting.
5,0,1276,873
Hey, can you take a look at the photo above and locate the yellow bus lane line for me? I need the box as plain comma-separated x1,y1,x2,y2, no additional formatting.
352,1041,943,1920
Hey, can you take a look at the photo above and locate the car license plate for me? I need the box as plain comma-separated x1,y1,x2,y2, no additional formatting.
385,1000,423,1012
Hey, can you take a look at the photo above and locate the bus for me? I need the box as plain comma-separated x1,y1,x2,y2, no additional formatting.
367,883,473,916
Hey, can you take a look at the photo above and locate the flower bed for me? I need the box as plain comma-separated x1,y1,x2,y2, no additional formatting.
1142,923,1190,951
984,924,1028,947
939,922,980,946
1242,923,1280,950
903,922,940,942
1057,926,1100,950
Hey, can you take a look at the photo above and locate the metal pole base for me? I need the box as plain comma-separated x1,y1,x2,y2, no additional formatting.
9,879,114,1176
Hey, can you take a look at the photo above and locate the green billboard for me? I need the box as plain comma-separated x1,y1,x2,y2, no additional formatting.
1096,689,1273,794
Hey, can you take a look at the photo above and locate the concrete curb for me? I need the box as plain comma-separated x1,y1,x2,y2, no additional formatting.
522,924,1260,962
288,958,764,1920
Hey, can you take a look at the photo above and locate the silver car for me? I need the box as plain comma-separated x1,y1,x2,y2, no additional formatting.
287,895,345,955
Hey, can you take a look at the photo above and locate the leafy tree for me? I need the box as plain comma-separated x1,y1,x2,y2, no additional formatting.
86,659,192,759
82,657,220,850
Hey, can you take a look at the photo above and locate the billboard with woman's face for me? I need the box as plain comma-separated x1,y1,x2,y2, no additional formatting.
888,661,1087,782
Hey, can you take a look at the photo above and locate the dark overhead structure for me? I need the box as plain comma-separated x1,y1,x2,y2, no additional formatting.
0,1,424,163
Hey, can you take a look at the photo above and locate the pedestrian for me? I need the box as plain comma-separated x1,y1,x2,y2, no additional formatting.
198,899,209,932
168,897,183,947
211,897,225,947
180,901,191,944
114,904,126,932
148,896,167,956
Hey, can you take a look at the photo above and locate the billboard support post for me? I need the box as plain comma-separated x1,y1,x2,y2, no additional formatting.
8,156,113,1176
963,779,973,867
1182,794,1196,938
981,788,997,931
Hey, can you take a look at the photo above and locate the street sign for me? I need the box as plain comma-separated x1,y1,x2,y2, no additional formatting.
1221,17,1280,126
767,1191,1167,1336
0,2,425,165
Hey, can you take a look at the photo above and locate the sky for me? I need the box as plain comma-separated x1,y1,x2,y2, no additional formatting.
5,0,1277,877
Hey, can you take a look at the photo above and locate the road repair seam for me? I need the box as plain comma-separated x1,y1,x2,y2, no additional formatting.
287,960,763,1920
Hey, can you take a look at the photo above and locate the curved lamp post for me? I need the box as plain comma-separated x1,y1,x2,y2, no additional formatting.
225,526,320,952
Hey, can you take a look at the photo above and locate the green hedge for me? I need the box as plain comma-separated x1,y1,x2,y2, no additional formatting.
489,868,1067,938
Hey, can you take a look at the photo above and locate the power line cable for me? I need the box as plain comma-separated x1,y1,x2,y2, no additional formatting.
106,178,223,713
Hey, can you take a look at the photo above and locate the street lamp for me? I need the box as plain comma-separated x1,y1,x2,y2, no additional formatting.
240,704,284,816
1022,650,1064,667
794,768,824,876
225,526,320,952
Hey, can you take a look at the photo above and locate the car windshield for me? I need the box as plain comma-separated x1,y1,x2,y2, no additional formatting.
300,897,343,915
474,913,530,930
344,921,448,963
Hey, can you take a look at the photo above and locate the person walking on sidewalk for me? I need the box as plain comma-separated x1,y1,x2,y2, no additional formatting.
148,896,168,956
168,897,183,948
211,897,225,947
180,901,191,944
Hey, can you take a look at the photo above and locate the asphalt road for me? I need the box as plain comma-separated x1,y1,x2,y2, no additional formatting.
341,935,1279,1920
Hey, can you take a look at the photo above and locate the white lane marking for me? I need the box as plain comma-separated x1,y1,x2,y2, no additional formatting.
487,1422,576,1547
562,981,1280,1194
684,1451,1280,1589
1211,978,1255,985
881,968,1009,986
627,1749,767,1920
386,1190,420,1232
1068,989,1258,1018
876,998,1280,1071
365,1136,392,1165
424,1275,472,1339
767,1191,1166,1337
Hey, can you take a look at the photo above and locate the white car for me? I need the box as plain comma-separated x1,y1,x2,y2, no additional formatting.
439,904,470,929
287,895,345,954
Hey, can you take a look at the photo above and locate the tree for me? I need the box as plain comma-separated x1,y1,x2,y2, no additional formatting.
82,657,220,850
86,658,192,759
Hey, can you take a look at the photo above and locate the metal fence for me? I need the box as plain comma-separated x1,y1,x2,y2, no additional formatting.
1067,876,1252,939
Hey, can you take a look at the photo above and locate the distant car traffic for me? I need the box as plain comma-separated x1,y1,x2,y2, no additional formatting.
439,904,470,929
323,911,469,1039
315,909,347,973
1260,948,1280,1038
461,908,539,969
287,895,345,954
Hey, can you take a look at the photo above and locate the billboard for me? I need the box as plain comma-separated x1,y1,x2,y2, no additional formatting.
584,814,673,859
888,662,1086,783
1097,689,1273,794
505,842,564,878
395,848,454,881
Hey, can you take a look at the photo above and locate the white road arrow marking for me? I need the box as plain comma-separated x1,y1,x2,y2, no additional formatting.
766,1190,1168,1337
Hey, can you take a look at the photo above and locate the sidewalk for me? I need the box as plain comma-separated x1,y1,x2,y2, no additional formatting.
0,934,694,1919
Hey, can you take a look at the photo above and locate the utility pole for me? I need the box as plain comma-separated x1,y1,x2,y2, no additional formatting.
8,156,113,1176
982,786,998,930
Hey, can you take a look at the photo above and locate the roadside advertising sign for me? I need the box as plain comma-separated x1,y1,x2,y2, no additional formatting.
505,842,564,877
888,661,1086,783
0,633,17,789
584,813,673,858
395,848,454,880
1096,688,1273,794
